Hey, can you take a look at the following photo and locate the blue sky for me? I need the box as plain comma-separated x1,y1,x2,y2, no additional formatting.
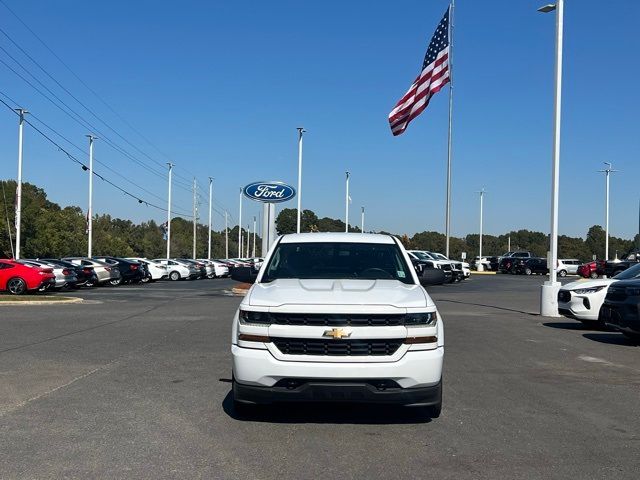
0,0,638,239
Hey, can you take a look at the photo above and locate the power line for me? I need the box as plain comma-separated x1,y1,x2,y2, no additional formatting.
0,4,200,184
0,45,194,194
0,96,193,217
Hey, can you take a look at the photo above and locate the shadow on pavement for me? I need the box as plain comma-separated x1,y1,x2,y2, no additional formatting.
437,299,538,316
583,333,639,347
542,321,592,331
221,392,434,425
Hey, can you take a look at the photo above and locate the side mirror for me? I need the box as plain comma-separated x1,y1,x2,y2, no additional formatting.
418,267,446,286
230,266,258,284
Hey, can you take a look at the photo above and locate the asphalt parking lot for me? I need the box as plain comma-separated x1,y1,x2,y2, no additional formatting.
1,275,639,479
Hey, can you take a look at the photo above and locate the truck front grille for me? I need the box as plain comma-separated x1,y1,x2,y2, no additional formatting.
272,337,403,356
270,313,406,327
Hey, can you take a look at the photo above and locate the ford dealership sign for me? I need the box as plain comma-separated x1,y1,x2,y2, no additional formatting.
243,181,296,203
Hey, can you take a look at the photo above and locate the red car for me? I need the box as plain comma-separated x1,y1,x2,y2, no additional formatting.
577,261,599,279
0,259,55,295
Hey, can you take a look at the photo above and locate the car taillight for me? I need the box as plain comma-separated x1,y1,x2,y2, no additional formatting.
131,264,138,270
83,268,92,274
62,269,72,275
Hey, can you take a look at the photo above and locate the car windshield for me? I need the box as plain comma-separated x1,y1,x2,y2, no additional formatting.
262,242,414,284
613,263,640,280
431,253,448,260
411,251,432,261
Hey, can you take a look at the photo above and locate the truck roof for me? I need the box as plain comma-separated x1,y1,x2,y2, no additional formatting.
280,232,395,244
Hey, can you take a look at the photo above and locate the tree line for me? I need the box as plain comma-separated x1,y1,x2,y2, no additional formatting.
1,182,637,261
275,207,640,261
0,180,259,259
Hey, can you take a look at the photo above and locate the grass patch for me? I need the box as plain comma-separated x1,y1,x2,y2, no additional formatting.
0,295,77,302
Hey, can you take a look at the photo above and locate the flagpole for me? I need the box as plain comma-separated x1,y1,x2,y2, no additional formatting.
445,0,455,258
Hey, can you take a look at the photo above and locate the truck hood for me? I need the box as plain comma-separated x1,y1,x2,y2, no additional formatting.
247,278,432,309
561,278,616,291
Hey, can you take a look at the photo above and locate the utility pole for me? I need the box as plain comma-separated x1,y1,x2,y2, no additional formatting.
252,216,257,257
361,206,365,233
345,171,350,233
598,162,617,261
192,178,197,259
296,127,305,233
86,134,96,257
14,108,27,259
238,187,243,257
478,188,485,271
166,163,173,259
224,211,229,259
208,177,213,260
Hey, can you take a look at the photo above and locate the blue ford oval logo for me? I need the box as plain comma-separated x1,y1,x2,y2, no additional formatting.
243,181,296,203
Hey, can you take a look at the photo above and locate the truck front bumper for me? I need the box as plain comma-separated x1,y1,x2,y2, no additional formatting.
232,344,444,406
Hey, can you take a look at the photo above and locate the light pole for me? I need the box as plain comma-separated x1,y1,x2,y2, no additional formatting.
192,178,197,259
14,108,27,259
345,171,350,232
238,187,243,257
477,188,485,272
224,211,229,260
86,134,96,257
598,162,617,262
252,216,256,257
296,127,305,233
166,163,173,259
208,177,213,260
539,0,564,317
361,206,365,233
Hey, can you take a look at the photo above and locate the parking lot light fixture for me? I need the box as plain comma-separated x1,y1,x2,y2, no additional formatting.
538,4,557,13
539,0,564,317
477,188,485,272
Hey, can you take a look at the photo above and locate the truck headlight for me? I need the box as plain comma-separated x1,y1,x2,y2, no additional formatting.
239,309,272,325
404,312,437,326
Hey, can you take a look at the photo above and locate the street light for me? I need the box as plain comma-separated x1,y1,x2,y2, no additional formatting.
539,0,564,317
598,162,617,263
477,188,486,272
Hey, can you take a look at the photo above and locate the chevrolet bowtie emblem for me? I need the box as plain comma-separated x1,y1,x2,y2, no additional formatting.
323,328,352,339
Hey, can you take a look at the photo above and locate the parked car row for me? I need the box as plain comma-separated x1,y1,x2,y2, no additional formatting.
0,256,240,295
558,263,640,341
406,250,470,284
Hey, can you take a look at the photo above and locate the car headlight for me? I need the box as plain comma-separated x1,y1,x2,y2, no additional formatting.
625,287,640,296
404,312,437,326
239,309,273,325
572,286,606,294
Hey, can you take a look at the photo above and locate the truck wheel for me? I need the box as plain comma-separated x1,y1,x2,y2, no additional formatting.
525,268,532,275
558,270,567,277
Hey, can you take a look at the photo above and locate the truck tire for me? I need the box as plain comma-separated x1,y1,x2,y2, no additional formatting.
558,269,567,277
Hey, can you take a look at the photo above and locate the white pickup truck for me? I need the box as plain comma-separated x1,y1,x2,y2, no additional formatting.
230,232,445,417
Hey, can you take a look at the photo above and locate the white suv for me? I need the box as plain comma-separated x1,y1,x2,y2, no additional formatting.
231,233,444,417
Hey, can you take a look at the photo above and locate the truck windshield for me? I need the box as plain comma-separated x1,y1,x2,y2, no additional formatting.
262,242,414,284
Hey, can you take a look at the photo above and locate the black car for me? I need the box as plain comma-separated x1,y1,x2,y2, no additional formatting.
40,258,98,287
601,279,640,341
92,256,145,285
513,258,548,275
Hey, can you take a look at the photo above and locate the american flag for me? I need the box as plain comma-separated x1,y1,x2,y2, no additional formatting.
388,7,451,136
